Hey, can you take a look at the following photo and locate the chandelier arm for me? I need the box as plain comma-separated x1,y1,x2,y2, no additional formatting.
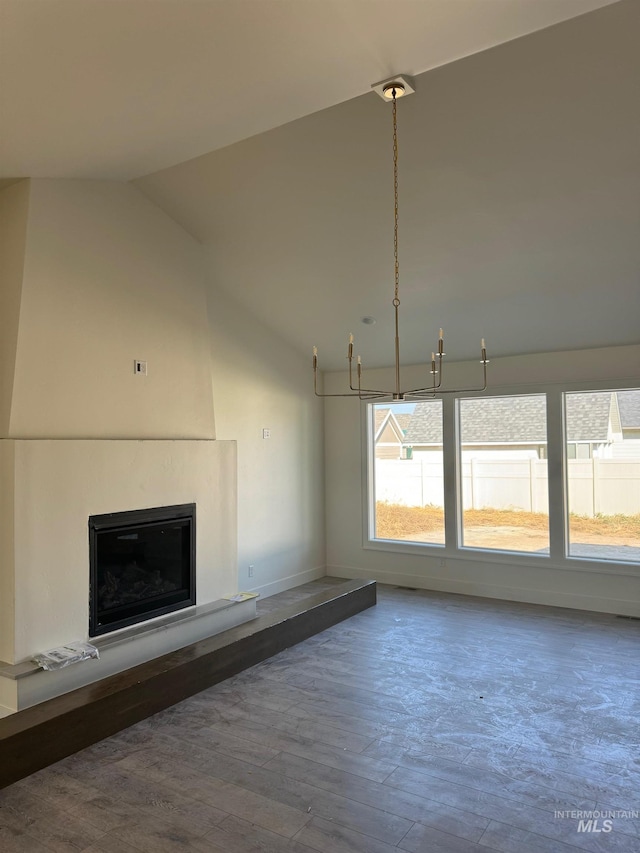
314,387,386,399
314,369,383,398
357,369,387,399
406,386,485,398
404,383,439,395
314,391,386,398
350,378,395,394
313,357,387,399
433,354,444,389
401,353,440,398
348,357,360,392
355,385,399,397
404,362,488,397
348,354,394,396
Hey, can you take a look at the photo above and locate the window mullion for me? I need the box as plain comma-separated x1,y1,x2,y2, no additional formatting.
442,394,459,551
546,389,567,561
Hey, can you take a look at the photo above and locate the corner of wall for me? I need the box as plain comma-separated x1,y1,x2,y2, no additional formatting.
205,282,326,595
0,440,16,663
0,180,30,438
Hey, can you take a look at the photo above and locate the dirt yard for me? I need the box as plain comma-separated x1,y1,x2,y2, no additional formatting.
375,503,640,554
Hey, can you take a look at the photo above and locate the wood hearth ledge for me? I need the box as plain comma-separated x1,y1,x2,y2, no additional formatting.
0,579,376,789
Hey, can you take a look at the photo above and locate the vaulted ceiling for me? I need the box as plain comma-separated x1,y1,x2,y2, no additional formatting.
2,0,637,369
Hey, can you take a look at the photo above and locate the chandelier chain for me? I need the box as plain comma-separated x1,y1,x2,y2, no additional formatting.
311,75,489,401
392,89,400,308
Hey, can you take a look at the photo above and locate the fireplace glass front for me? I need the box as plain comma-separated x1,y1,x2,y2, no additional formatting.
89,504,196,636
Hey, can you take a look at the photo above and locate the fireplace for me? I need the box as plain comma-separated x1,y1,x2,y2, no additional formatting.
89,504,196,637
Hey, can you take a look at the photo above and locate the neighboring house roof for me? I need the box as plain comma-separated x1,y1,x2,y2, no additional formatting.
565,392,612,442
394,413,412,434
617,390,640,429
374,408,404,443
375,408,413,441
458,396,548,444
403,401,443,444
405,393,614,445
374,408,391,434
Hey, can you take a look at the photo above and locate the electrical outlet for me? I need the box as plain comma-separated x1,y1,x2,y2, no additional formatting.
262,429,271,439
439,558,446,568
248,564,254,578
134,360,147,375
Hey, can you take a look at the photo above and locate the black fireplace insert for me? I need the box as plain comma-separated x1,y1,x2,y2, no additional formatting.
89,503,196,636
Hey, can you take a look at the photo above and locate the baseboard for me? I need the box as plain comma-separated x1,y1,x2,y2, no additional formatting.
249,565,327,599
328,565,640,617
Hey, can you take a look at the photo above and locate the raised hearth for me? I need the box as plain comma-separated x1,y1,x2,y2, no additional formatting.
0,579,376,789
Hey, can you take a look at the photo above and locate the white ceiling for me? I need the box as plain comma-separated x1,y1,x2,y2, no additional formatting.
0,0,619,180
2,0,638,371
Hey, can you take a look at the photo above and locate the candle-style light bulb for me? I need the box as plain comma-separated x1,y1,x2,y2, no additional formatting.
439,328,444,340
357,355,361,365
481,338,486,349
313,346,318,356
349,333,354,344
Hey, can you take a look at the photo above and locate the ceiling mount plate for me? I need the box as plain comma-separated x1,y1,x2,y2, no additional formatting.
371,74,415,101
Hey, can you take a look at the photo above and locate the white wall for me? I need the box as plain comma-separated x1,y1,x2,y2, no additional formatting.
9,179,215,439
207,282,326,596
0,181,29,437
325,345,640,615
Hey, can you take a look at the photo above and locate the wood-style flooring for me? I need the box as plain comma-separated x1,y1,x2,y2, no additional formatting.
1,578,638,852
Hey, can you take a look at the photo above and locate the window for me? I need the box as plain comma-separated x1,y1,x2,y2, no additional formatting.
371,401,444,545
458,395,549,553
367,386,639,567
565,390,640,562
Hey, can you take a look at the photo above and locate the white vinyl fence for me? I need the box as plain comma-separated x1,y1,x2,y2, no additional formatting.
567,459,640,517
375,458,640,517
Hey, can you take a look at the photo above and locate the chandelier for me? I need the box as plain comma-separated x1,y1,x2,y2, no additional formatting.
313,76,489,401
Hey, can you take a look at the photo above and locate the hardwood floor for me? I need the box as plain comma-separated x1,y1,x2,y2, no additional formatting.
1,580,638,852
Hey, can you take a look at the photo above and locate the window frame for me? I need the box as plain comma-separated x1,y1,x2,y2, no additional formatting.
456,391,550,555
364,379,640,576
369,399,445,547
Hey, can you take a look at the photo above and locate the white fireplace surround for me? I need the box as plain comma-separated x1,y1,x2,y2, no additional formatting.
0,437,240,714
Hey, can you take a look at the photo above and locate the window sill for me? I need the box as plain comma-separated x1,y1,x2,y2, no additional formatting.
364,537,640,577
